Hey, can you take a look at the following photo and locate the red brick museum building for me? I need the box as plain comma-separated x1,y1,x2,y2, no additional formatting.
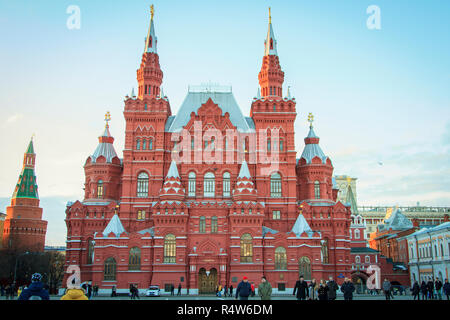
63,8,355,294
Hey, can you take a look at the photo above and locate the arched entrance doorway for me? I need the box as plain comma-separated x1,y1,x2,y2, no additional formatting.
198,268,218,294
351,272,368,294
298,256,311,281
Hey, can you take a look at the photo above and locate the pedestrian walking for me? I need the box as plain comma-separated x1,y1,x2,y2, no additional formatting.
435,278,443,300
93,284,98,297
382,279,392,300
293,275,309,300
171,284,175,296
318,280,329,301
411,281,420,300
9,283,16,300
229,285,233,297
308,278,318,300
87,282,92,299
0,284,4,297
420,281,428,300
224,285,228,298
427,278,434,300
340,278,355,301
18,273,50,300
327,276,338,301
235,276,252,300
258,276,272,300
111,285,117,297
443,279,450,300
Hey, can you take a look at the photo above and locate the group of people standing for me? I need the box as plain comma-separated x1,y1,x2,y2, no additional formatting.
293,275,350,300
411,277,450,300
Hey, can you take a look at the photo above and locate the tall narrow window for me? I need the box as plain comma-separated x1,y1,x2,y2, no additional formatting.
97,180,103,199
199,216,206,233
87,239,94,264
270,173,282,198
188,172,196,197
137,210,146,220
137,172,149,197
223,172,230,197
164,234,176,263
104,257,116,280
136,139,141,150
355,229,360,239
279,139,284,151
321,239,329,263
211,216,218,233
272,210,281,220
149,138,153,150
314,181,320,199
275,247,287,270
267,138,271,152
240,233,253,263
191,137,195,150
128,247,141,270
204,172,215,197
142,139,147,150
299,256,311,280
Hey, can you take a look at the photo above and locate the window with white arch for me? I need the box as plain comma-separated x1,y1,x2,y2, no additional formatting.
204,172,215,197
270,173,282,198
188,172,196,197
137,172,149,197
355,256,361,264
223,172,230,197
355,229,360,239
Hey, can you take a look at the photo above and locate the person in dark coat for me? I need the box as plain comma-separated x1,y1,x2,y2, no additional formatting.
0,284,4,297
327,276,338,300
427,278,434,300
435,277,443,300
443,279,450,300
177,283,182,296
224,285,228,297
235,276,252,300
317,280,329,301
18,273,50,300
293,275,309,300
229,285,233,297
171,284,175,296
87,283,92,299
420,281,428,300
411,281,420,300
111,285,117,297
340,278,355,300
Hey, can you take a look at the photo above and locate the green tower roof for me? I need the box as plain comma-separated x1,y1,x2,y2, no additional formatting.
12,139,39,199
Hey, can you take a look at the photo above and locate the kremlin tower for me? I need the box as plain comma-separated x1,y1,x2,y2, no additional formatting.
2,138,47,252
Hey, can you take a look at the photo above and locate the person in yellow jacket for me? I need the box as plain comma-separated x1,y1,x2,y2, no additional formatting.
61,288,88,300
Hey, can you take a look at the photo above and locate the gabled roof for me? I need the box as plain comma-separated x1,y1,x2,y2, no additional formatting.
290,214,314,237
102,214,127,237
166,90,253,133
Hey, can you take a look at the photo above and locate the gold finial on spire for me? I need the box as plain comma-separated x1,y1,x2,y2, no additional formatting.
31,133,35,141
346,176,352,185
105,111,111,128
307,112,314,127
150,4,154,20
269,7,271,23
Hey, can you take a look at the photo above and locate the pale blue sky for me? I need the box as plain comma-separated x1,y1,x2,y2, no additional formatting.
0,0,449,245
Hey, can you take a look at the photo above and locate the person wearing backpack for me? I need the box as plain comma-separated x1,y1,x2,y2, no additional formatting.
235,276,252,300
18,273,50,300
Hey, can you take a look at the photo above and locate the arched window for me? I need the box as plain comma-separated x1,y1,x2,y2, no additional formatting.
279,139,284,151
211,216,218,233
97,180,103,199
142,139,147,150
299,256,311,280
129,247,141,270
267,138,271,151
149,138,153,150
104,257,116,280
321,239,329,263
136,139,141,150
199,216,206,233
223,172,230,197
87,239,94,264
275,247,287,270
355,256,361,264
164,234,176,263
240,233,253,263
188,172,196,197
137,210,146,220
204,172,215,197
270,173,282,198
137,172,149,197
355,229,360,239
365,256,370,263
314,181,320,199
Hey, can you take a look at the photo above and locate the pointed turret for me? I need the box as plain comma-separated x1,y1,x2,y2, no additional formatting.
13,138,39,199
102,212,127,238
89,112,119,164
137,4,164,100
299,114,329,165
232,160,257,200
258,7,285,99
159,161,185,199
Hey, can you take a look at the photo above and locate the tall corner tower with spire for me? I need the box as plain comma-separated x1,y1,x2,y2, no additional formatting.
2,138,47,252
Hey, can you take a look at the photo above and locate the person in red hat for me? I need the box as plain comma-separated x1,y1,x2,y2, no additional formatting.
235,276,252,300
